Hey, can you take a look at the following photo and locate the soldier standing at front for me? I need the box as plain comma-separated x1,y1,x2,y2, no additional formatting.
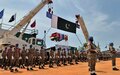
109,43,119,70
87,36,97,75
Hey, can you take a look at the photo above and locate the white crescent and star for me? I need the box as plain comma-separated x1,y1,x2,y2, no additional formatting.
65,24,70,29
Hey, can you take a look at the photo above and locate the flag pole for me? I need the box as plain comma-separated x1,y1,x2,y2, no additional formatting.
0,17,3,29
0,11,4,29
14,13,17,25
75,34,83,45
44,30,46,47
46,27,51,35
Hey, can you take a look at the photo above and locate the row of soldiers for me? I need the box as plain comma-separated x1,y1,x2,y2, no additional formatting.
0,43,114,74
0,44,87,72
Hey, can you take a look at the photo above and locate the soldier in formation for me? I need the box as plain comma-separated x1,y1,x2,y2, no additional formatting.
27,45,34,70
55,48,61,66
39,46,45,69
49,49,54,68
1,47,7,70
68,49,73,65
109,43,119,70
61,49,67,65
21,46,27,68
7,45,14,72
75,50,79,64
1,42,118,73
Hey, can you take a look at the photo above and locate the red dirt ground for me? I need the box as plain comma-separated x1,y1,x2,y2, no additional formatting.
0,58,120,75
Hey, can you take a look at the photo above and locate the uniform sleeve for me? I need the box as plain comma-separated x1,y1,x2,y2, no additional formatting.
86,42,91,51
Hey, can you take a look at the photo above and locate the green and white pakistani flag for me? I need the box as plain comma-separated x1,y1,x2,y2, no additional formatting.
51,15,76,33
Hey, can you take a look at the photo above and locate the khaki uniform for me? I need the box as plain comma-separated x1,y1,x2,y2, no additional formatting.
49,50,54,67
0,50,3,67
87,42,97,73
7,47,14,70
62,49,67,65
35,49,39,65
1,49,7,69
68,50,73,64
55,50,61,66
27,48,35,69
39,48,45,69
13,47,21,69
21,48,27,67
109,46,117,68
75,50,79,64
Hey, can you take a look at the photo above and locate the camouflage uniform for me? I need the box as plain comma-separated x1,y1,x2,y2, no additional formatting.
62,49,67,65
0,49,2,68
32,48,36,68
39,47,45,69
68,50,73,65
49,49,54,68
109,43,119,70
55,48,61,66
7,46,14,72
21,47,27,68
75,50,79,64
83,52,87,62
13,44,21,72
87,37,97,75
27,45,34,70
1,47,8,70
34,49,39,66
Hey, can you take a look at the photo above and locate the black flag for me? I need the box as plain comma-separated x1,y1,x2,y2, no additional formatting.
9,14,16,22
51,15,76,33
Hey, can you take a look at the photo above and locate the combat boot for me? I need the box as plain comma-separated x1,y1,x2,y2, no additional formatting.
30,68,33,70
23,66,25,69
4,66,8,70
10,68,14,72
27,67,30,71
15,68,19,72
91,73,97,75
42,66,44,69
113,68,119,71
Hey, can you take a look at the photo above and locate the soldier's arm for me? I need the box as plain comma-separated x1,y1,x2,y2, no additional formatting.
86,42,91,52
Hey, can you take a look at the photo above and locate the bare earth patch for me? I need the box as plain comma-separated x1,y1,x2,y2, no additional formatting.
0,58,120,75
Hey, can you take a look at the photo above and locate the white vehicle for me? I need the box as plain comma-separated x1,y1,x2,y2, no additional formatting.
0,0,53,49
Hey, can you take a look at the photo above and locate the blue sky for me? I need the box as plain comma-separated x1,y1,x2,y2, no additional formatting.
0,0,120,50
